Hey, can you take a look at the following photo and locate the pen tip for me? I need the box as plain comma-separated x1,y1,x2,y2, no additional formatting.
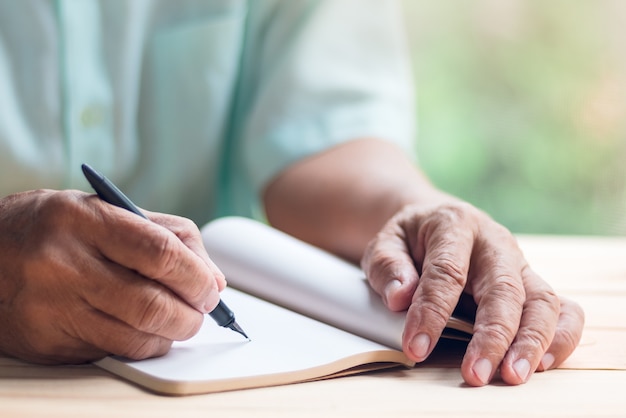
229,321,249,340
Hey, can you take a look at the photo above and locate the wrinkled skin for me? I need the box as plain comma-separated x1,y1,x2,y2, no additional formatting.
265,138,584,386
361,202,584,386
0,189,225,364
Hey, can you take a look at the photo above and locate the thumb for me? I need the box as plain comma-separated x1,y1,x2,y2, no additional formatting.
361,229,419,312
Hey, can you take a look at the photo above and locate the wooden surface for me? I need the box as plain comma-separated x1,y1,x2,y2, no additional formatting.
1,235,625,418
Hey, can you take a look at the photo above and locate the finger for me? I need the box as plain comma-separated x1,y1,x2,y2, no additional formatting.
148,211,227,292
460,265,525,386
361,222,419,312
20,305,173,364
82,258,205,341
85,199,222,313
73,308,174,360
498,267,559,385
536,296,585,372
402,221,474,362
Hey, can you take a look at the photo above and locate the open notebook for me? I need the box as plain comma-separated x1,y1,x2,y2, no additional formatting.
95,217,473,395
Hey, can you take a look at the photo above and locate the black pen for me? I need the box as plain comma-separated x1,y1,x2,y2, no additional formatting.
81,163,249,340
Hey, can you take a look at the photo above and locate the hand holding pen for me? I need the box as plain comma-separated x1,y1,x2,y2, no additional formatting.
81,163,248,339
0,179,245,364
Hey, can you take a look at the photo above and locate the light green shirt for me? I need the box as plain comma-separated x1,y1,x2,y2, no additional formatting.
0,0,414,225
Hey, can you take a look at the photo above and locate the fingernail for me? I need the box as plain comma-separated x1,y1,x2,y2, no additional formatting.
540,353,555,371
513,358,531,382
384,279,402,305
409,333,431,360
203,291,220,314
202,302,214,314
472,358,493,385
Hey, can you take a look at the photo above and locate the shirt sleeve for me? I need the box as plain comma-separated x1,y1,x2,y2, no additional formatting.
221,0,416,217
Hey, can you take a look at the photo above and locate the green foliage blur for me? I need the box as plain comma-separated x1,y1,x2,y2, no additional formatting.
404,0,626,235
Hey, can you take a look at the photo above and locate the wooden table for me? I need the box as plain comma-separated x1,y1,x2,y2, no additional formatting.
1,235,625,418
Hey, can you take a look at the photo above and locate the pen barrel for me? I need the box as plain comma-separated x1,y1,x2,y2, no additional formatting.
209,300,235,327
98,181,147,219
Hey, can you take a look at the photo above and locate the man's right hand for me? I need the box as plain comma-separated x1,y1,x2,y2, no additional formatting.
0,189,225,364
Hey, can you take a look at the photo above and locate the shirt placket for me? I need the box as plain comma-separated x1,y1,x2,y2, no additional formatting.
56,0,115,188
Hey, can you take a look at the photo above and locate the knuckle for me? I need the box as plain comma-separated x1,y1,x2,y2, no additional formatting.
427,256,467,289
516,325,553,352
185,278,213,308
482,274,526,308
135,289,173,334
425,202,478,227
555,324,582,351
415,296,456,329
527,286,560,314
370,251,405,282
174,216,199,236
362,241,406,283
133,287,201,340
40,190,85,225
558,296,586,325
513,297,560,352
29,200,64,239
21,245,62,282
123,337,172,360
416,281,459,314
474,319,517,348
146,231,180,278
433,204,466,223
179,315,204,340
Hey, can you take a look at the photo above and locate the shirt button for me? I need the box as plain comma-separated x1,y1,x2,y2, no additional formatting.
80,105,105,128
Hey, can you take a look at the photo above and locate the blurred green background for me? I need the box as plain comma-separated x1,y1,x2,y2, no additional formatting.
403,0,626,235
